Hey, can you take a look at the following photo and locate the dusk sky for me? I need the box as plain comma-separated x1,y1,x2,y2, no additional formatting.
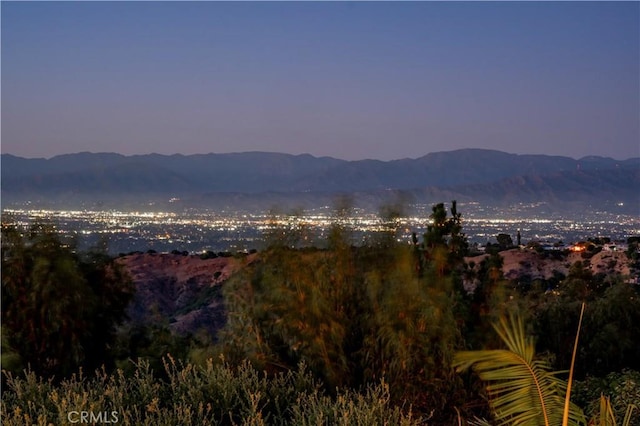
2,2,639,161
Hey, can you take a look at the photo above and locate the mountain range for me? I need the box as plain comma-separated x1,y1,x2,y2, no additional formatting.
2,149,639,213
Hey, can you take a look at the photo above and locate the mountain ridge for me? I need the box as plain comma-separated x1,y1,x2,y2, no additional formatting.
2,149,638,212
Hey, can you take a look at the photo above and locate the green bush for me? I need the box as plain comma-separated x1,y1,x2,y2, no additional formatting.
1,357,424,425
573,369,640,425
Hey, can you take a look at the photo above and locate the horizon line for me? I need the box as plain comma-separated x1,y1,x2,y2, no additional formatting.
2,148,639,162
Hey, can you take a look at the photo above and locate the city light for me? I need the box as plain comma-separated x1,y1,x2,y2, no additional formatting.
2,205,638,255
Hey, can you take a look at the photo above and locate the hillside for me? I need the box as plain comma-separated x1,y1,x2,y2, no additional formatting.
116,252,255,337
467,249,633,283
118,249,637,337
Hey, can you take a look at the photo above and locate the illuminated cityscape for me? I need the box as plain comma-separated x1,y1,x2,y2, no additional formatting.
3,202,638,255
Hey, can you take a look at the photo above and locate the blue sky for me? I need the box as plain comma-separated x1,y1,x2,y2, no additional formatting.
2,1,638,160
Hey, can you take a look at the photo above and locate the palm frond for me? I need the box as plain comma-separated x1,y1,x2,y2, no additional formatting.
454,314,586,426
468,418,493,426
597,395,617,426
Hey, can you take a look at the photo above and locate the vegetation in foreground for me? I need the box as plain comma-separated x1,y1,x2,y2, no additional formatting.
2,202,640,424
1,357,423,426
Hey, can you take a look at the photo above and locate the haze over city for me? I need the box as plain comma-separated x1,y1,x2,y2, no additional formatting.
2,1,639,161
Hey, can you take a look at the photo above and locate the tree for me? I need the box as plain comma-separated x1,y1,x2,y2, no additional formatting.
1,221,134,377
219,246,351,387
626,236,640,265
417,201,469,278
463,251,512,349
496,233,513,250
219,206,467,420
529,261,640,377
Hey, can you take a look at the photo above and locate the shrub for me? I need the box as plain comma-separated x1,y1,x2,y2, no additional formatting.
1,357,423,425
572,370,640,425
1,222,134,378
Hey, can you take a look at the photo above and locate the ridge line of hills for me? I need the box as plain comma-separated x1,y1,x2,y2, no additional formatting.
2,149,639,212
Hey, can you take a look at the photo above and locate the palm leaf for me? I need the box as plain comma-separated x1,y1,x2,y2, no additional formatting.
597,395,617,426
454,314,586,426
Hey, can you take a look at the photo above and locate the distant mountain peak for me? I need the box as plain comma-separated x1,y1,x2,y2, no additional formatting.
2,150,638,213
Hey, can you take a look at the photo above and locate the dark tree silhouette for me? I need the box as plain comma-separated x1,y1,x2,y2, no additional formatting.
418,201,469,277
1,220,134,377
496,233,513,250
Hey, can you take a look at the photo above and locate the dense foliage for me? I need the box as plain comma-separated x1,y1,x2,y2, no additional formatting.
530,263,640,377
1,358,423,425
1,221,134,378
573,369,640,423
217,203,474,422
2,202,639,424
